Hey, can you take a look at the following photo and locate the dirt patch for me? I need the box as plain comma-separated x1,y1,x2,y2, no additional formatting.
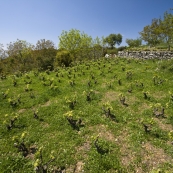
152,91,167,99
26,145,37,160
116,129,136,166
65,165,75,173
41,100,51,107
75,136,91,160
138,103,150,111
77,141,91,154
93,90,100,94
89,124,115,142
41,122,49,128
141,142,173,169
74,161,84,173
76,141,91,160
154,118,173,131
18,109,26,113
71,140,90,173
26,153,35,160
102,91,119,103
117,129,173,172
120,144,135,166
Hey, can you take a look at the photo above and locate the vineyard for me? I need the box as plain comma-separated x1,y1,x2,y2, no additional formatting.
0,57,173,172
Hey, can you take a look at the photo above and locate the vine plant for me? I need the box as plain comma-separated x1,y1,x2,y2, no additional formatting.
12,132,29,157
64,111,83,131
3,113,19,130
102,102,116,121
34,147,56,173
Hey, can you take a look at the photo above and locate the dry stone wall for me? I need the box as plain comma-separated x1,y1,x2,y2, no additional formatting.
118,51,173,59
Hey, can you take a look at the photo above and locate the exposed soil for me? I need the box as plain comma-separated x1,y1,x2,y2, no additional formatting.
154,118,173,131
116,128,136,167
89,124,116,142
41,100,51,107
118,129,173,172
102,91,119,103
140,142,173,171
18,108,26,113
74,161,84,173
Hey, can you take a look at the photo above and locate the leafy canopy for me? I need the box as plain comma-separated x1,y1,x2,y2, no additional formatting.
58,29,92,53
104,33,122,49
126,38,142,47
139,9,173,50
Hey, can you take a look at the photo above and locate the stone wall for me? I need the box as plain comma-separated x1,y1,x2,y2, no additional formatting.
118,51,173,59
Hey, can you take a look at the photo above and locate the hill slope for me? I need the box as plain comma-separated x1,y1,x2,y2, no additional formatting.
0,58,173,172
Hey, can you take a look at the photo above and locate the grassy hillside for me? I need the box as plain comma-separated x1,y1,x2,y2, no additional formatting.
0,57,173,172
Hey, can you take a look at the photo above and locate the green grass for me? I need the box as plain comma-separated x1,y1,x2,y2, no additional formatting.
0,57,173,172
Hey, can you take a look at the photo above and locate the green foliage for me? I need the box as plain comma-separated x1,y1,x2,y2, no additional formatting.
1,51,173,173
55,50,73,67
0,43,6,60
1,39,57,73
35,39,55,50
159,10,173,50
34,48,57,71
126,38,142,47
58,29,93,59
106,48,118,55
139,18,162,47
158,59,173,72
139,9,173,50
104,33,122,49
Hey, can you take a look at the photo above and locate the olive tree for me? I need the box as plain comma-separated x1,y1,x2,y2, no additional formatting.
104,33,122,49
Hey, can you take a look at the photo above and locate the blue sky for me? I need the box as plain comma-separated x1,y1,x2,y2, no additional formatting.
0,0,173,49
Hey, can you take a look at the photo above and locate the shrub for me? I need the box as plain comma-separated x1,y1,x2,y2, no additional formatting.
54,50,73,67
117,46,127,51
106,48,118,55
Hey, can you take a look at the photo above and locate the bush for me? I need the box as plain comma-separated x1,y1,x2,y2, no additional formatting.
107,48,118,55
117,46,127,51
54,50,73,67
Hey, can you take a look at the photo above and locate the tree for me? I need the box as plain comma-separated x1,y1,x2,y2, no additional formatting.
159,10,173,50
58,29,92,59
92,36,105,58
35,39,55,50
126,38,142,47
139,9,173,50
7,39,34,57
6,39,35,71
0,44,6,60
104,33,122,49
33,39,57,70
139,18,162,47
32,47,57,71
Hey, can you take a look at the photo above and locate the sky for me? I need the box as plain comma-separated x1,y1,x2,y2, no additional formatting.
0,0,173,49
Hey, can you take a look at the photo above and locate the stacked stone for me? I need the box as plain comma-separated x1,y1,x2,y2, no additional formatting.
118,51,173,59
